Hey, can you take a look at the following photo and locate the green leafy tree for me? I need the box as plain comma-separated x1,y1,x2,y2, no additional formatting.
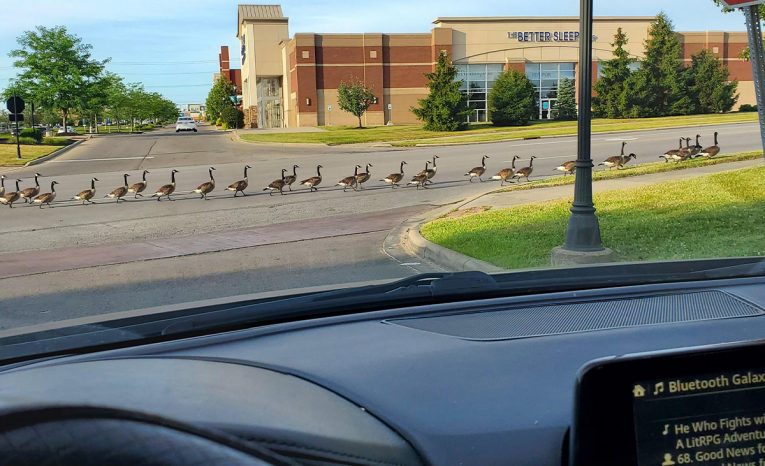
337,80,376,128
205,76,236,123
487,70,537,126
9,26,108,132
220,105,244,129
412,51,470,131
621,13,689,117
593,28,635,118
552,78,577,120
687,49,738,113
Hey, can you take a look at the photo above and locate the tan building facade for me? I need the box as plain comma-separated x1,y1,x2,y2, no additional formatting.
236,5,753,128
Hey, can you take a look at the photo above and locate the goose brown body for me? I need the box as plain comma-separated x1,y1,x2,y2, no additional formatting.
193,167,216,199
336,165,361,192
283,165,299,190
227,165,251,196
699,131,720,158
128,170,150,197
381,161,407,188
355,163,373,189
465,156,489,182
33,181,59,208
153,170,178,201
512,156,537,182
554,160,576,176
300,165,323,191
0,179,22,208
492,156,520,185
19,173,42,203
264,169,288,195
73,178,99,204
106,174,130,202
661,138,684,162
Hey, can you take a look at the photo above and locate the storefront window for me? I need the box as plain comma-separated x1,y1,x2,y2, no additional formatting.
525,62,577,119
455,63,504,123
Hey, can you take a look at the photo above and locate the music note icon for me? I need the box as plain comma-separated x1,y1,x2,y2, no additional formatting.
653,382,665,395
662,424,669,436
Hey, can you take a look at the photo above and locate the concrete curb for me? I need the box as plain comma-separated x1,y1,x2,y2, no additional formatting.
387,199,506,274
24,138,87,167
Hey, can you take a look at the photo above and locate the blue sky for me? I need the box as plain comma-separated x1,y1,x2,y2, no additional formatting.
0,0,751,104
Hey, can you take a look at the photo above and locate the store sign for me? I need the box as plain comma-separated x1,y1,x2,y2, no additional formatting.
508,31,597,42
719,0,765,7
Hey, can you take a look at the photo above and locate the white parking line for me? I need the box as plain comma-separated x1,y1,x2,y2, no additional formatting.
50,156,155,162
603,137,639,141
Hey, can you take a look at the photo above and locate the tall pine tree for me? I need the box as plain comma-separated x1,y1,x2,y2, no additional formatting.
593,28,634,118
412,51,470,131
687,49,738,113
621,13,689,117
553,78,577,120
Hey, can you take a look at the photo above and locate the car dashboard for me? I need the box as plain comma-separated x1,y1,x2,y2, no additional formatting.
1,275,765,465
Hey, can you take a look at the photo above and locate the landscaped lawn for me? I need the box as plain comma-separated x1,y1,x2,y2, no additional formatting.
238,112,759,146
0,144,61,166
421,165,765,270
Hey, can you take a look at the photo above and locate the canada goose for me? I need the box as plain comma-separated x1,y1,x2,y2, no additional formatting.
193,167,216,199
465,155,490,182
492,156,520,185
409,161,430,189
0,175,5,197
689,134,703,158
355,163,373,189
300,165,323,191
336,165,361,192
424,155,439,183
226,165,251,197
599,141,628,170
283,164,299,191
105,173,130,203
152,169,178,201
554,160,577,176
381,161,407,188
33,181,59,208
19,173,42,203
0,179,22,208
73,177,99,204
264,169,288,196
660,138,684,162
511,156,537,182
699,131,720,158
128,170,150,198
676,138,694,162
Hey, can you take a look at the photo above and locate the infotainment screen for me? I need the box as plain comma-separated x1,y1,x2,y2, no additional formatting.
571,341,765,466
632,369,765,466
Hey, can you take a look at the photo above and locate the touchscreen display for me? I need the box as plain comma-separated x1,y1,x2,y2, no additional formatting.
633,369,765,466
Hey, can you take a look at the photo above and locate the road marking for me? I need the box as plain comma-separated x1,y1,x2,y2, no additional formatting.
49,156,156,162
603,137,639,141
399,262,421,266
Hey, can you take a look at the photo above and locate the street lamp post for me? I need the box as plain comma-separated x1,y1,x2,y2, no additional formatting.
551,0,614,265
743,5,765,158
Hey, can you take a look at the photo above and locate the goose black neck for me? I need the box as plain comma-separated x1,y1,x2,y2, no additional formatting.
244,166,249,178
34,175,39,186
1,178,4,188
482,157,486,167
292,166,297,176
400,161,405,173
50,181,56,192
15,180,20,191
123,174,129,186
317,166,322,176
715,132,718,145
354,166,359,175
209,169,214,181
171,171,176,184
91,179,95,190
432,156,437,167
142,171,148,181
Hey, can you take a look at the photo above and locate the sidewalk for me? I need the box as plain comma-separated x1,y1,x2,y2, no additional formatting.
397,157,765,273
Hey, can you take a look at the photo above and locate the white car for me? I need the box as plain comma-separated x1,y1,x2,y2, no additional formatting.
175,117,197,132
56,126,76,134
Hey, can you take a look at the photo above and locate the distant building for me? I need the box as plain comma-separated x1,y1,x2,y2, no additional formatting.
179,103,206,121
236,4,753,128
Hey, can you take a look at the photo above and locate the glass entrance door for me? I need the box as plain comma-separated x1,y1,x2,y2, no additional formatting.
541,98,557,119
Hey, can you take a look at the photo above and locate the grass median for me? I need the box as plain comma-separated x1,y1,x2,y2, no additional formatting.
421,165,765,270
0,144,62,166
237,112,758,146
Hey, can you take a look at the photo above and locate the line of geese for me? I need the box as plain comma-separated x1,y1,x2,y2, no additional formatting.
0,132,723,208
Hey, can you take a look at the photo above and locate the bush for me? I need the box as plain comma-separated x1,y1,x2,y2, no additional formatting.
220,106,243,129
739,104,758,112
19,128,43,143
215,117,223,126
488,70,537,126
221,122,229,130
42,137,71,146
17,137,38,145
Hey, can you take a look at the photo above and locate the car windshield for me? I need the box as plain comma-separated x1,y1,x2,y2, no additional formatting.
0,1,763,354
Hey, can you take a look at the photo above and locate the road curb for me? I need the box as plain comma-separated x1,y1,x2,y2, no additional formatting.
386,199,506,274
24,138,87,167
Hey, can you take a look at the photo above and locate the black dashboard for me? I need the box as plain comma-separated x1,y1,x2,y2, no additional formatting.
2,275,765,465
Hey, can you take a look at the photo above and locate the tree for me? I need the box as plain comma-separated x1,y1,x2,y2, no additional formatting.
553,78,577,120
487,70,537,126
593,28,635,118
621,13,689,117
205,76,236,123
337,80,376,128
412,51,470,131
9,26,108,133
687,49,738,113
220,105,244,129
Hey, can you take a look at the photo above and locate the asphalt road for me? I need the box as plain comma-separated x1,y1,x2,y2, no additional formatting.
0,121,760,330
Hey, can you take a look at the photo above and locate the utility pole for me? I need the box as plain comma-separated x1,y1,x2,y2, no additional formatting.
551,0,614,265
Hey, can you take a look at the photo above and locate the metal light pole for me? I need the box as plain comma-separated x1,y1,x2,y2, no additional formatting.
743,5,765,158
561,0,605,252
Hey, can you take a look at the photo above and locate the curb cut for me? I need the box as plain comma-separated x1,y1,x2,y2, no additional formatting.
24,138,87,167
386,199,506,274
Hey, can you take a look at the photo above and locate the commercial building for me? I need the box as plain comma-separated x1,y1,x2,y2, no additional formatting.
236,4,752,128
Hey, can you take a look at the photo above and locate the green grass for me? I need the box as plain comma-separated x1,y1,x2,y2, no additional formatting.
421,165,765,270
237,112,759,146
0,144,61,166
498,151,764,193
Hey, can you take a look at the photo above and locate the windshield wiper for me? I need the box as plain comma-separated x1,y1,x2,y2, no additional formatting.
1,257,764,365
